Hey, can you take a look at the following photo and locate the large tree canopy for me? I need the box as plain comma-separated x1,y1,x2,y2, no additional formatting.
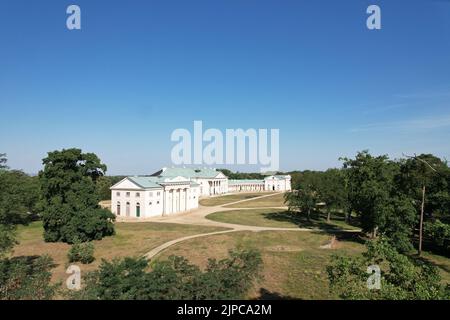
0,155,40,257
38,148,115,243
341,151,417,252
397,154,450,220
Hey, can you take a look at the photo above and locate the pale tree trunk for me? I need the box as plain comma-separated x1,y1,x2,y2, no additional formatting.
327,208,331,223
372,226,378,239
307,208,311,222
419,184,426,256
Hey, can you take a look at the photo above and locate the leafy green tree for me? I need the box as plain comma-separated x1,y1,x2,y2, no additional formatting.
285,187,318,221
0,153,7,170
397,154,450,254
38,148,115,243
341,151,398,237
0,156,40,257
424,220,450,253
96,176,112,201
327,238,449,300
319,169,349,222
68,240,95,264
0,255,58,300
217,169,265,180
72,249,262,300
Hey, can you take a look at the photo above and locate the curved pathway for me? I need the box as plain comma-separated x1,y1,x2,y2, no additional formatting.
134,192,359,260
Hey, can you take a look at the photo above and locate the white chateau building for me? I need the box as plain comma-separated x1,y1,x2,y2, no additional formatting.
111,167,291,218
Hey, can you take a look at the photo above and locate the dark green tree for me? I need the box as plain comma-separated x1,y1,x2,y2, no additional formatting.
0,157,39,256
285,187,318,221
327,238,448,300
319,169,349,222
0,255,58,300
0,153,8,170
38,148,115,243
397,154,450,255
72,249,262,300
341,151,417,252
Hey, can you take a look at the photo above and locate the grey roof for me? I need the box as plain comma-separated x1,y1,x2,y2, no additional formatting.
152,167,223,179
127,176,199,189
127,177,164,189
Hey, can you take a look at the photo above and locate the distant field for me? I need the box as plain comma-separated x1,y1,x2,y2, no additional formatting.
224,192,287,208
207,208,361,231
13,221,228,283
199,192,272,206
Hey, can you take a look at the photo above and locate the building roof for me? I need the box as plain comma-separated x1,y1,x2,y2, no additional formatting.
264,175,290,180
113,176,200,190
127,176,164,189
152,167,223,179
228,179,264,185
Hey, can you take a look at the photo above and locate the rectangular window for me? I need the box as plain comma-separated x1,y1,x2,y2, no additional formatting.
126,192,130,197
149,192,153,197
136,192,140,197
157,201,160,204
116,192,120,196
157,192,161,196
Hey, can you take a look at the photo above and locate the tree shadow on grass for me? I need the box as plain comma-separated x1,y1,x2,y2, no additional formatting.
262,210,360,233
254,288,299,300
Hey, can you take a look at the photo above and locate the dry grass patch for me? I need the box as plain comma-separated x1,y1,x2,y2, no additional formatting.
156,230,366,299
12,221,228,284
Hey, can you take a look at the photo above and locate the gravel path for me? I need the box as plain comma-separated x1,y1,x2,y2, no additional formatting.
118,192,359,260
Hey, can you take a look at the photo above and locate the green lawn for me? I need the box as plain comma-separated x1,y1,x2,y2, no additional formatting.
224,192,287,208
199,193,271,206
13,221,229,283
206,208,361,231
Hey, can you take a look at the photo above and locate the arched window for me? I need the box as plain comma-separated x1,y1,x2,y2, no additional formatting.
126,202,130,217
117,202,121,216
136,203,141,217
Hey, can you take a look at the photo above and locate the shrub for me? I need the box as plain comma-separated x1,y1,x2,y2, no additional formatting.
68,241,95,264
71,249,262,300
0,255,58,300
327,238,449,300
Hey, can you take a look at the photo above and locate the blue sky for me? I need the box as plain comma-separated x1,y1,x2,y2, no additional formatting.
1,0,450,175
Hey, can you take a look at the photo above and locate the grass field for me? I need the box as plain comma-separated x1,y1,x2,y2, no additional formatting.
207,208,360,231
12,221,228,283
224,192,286,208
199,193,272,206
156,230,450,299
156,230,365,299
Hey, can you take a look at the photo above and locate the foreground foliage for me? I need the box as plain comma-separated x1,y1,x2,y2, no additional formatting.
72,249,262,300
68,240,95,264
0,255,58,300
327,238,450,300
38,148,115,243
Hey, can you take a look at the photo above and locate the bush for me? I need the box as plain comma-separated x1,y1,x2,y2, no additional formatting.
68,241,95,264
424,220,450,252
71,249,262,300
327,238,449,300
0,255,58,300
